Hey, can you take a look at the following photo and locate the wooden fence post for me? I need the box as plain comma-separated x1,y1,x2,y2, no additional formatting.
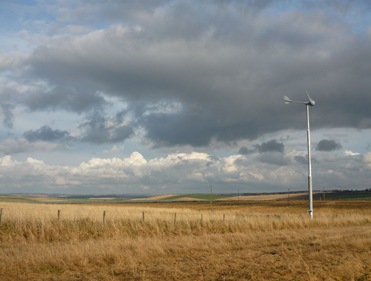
223,214,225,221
174,213,177,226
57,210,61,221
142,212,145,222
103,211,106,224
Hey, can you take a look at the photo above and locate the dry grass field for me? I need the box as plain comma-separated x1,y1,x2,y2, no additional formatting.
0,200,370,280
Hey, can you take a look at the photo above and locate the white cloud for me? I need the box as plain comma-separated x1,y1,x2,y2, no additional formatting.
0,145,370,194
0,155,16,167
344,150,360,156
363,153,371,168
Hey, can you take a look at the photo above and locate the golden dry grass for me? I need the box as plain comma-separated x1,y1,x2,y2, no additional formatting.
0,200,370,280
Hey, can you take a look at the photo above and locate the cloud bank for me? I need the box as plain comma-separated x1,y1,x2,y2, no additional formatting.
1,1,371,193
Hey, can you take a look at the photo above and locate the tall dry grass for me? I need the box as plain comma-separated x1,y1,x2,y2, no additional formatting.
0,200,370,280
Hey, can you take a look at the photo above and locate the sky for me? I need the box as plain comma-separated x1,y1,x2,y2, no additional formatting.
1,0,371,195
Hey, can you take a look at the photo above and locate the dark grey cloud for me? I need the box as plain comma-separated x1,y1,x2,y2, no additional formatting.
2,0,371,195
254,139,288,166
238,146,255,155
139,105,217,147
316,139,342,151
238,140,286,155
79,113,133,144
15,0,371,148
257,153,290,166
0,103,14,129
23,85,107,113
23,125,69,142
294,155,307,165
255,140,285,154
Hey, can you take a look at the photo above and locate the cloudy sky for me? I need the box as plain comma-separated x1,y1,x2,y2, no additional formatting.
1,0,371,195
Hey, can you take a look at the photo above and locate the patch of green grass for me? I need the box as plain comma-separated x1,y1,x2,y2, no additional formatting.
0,196,40,203
49,198,131,204
0,196,131,204
316,192,371,200
161,194,232,201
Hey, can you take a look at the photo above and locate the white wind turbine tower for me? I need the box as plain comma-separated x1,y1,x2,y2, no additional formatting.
284,92,315,219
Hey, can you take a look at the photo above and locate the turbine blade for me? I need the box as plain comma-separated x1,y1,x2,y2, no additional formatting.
306,91,315,106
284,96,292,104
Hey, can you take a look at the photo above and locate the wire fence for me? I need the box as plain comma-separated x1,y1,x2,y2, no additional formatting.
1,202,369,227
0,203,268,225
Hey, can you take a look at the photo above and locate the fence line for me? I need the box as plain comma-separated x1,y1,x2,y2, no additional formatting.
0,207,270,224
2,202,367,225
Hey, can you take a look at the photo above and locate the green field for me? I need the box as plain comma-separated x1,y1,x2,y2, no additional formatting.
0,190,370,204
160,193,232,201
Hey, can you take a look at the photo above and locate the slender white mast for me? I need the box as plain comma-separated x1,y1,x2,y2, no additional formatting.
284,93,315,219
306,104,313,219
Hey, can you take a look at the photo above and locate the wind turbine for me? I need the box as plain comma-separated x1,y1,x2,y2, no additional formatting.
284,92,315,219
284,92,315,106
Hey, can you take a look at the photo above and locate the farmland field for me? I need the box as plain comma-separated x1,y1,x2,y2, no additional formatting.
0,198,370,280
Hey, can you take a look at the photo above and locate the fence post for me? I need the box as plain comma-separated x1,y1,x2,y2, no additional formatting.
174,213,177,226
223,214,225,221
103,211,106,224
142,212,145,222
57,210,61,221
0,208,2,224
200,214,203,224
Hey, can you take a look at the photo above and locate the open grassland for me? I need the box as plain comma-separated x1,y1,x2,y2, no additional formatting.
2,190,369,204
0,200,370,280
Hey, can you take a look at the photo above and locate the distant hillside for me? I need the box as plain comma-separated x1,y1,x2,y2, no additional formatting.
0,189,370,204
